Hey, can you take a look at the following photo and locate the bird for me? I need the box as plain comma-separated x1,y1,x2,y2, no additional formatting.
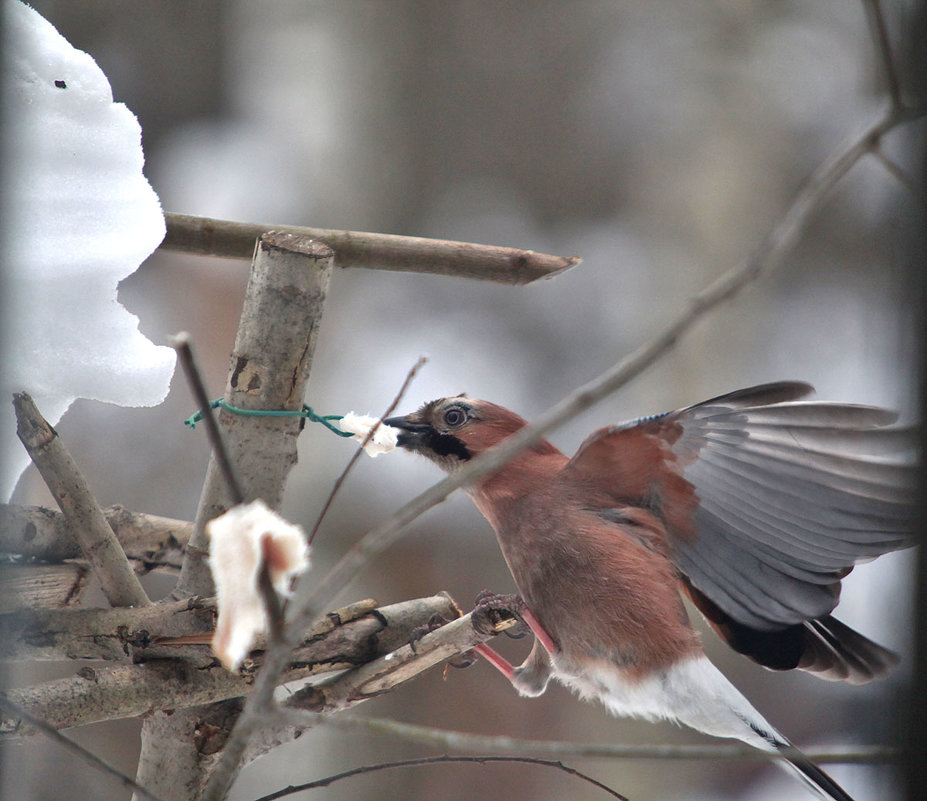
384,382,916,801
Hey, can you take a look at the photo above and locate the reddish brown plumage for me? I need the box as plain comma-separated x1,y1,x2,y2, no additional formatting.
565,419,700,540
386,384,914,801
386,386,913,685
470,441,702,680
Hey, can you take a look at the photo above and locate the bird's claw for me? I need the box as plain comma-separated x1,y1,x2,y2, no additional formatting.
409,613,451,653
447,649,480,670
471,590,530,638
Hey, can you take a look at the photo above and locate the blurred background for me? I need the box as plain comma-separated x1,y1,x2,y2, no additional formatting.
3,1,923,799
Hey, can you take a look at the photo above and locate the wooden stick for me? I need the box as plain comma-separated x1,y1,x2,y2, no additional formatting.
178,232,334,599
161,213,579,285
0,503,191,567
13,393,150,608
1,595,459,735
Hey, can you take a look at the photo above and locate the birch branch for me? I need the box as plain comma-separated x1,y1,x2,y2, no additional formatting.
326,716,899,765
179,232,334,599
862,0,902,109
0,695,167,801
285,611,512,716
147,233,335,800
0,595,216,662
13,393,150,608
0,503,191,568
0,594,459,737
0,563,89,613
161,213,579,285
253,755,628,801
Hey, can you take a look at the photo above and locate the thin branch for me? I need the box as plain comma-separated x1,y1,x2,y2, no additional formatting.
0,503,191,568
870,145,918,194
284,610,513,716
308,356,428,544
172,332,244,505
0,595,460,735
0,695,167,801
160,213,580,286
862,0,902,109
325,716,899,765
13,393,150,608
252,755,628,801
199,593,467,799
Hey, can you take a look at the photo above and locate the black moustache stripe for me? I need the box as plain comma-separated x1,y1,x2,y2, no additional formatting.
399,429,472,461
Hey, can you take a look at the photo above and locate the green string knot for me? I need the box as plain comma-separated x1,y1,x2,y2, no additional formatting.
184,399,354,438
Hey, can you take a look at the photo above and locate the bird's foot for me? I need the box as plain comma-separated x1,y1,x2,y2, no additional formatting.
472,590,559,657
447,650,480,670
471,590,530,639
408,613,450,653
409,613,478,669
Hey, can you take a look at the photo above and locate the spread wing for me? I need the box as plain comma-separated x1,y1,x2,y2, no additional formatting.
563,381,916,681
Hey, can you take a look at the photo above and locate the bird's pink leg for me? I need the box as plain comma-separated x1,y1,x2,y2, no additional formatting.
474,635,553,697
518,606,558,657
472,642,516,681
469,591,559,683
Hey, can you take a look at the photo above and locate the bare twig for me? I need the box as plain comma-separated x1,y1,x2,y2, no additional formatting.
13,393,150,608
252,755,628,801
160,213,580,286
326,716,899,765
284,610,512,716
0,503,191,568
870,145,918,194
862,0,902,109
308,356,428,544
0,695,167,801
172,332,244,505
0,595,460,735
199,587,469,797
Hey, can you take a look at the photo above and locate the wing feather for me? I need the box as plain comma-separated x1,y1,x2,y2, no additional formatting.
563,382,916,642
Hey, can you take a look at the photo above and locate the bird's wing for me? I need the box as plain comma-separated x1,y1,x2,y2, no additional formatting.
563,382,916,633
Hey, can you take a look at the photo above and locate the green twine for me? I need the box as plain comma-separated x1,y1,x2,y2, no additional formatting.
184,399,354,438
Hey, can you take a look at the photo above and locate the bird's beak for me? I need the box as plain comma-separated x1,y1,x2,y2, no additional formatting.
383,414,428,450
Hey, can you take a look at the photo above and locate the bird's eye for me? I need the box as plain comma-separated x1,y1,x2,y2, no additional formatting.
443,407,467,428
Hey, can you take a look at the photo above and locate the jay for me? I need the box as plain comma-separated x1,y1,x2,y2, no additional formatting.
385,382,915,801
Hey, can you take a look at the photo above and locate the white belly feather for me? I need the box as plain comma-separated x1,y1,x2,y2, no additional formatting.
552,654,783,751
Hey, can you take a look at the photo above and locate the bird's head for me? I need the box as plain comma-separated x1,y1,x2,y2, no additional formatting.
385,396,532,472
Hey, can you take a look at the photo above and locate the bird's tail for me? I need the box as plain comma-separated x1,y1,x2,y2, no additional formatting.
771,741,855,801
650,656,857,801
732,697,854,801
729,693,855,801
